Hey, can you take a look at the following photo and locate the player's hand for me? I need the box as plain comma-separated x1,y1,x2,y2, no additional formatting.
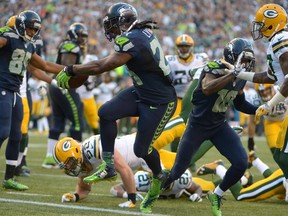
61,193,77,202
224,51,245,76
189,193,202,202
255,103,270,124
56,68,71,89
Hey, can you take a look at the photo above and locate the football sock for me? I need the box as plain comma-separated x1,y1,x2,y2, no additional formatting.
216,165,227,179
46,138,57,157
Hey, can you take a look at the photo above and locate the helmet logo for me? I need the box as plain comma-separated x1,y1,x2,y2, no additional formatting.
264,9,278,18
62,141,71,152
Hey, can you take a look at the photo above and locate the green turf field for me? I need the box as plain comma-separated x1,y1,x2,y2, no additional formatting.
0,134,286,216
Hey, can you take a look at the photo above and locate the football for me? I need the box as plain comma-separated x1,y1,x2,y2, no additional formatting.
68,75,89,89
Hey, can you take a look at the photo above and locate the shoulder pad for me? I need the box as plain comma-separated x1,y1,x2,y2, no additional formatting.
0,26,10,34
114,36,134,51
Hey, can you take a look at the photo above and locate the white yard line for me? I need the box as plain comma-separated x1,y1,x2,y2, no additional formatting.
0,198,169,216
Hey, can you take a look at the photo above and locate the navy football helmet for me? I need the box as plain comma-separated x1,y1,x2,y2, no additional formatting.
67,22,88,46
103,2,138,41
15,10,41,42
223,38,255,71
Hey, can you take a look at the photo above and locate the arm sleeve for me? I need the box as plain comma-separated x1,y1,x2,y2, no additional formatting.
233,93,257,114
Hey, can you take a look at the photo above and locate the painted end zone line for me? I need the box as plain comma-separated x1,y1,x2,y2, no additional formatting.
0,198,170,216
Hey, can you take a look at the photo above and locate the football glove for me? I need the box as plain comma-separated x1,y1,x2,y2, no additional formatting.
224,51,245,76
255,103,270,124
61,193,78,202
56,67,71,89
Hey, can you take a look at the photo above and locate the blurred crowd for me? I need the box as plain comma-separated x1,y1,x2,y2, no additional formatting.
1,0,287,72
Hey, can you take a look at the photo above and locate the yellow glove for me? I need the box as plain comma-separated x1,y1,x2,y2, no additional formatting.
61,193,79,202
255,103,270,124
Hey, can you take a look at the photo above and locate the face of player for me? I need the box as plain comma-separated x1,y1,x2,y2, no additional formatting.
258,87,275,102
26,26,39,38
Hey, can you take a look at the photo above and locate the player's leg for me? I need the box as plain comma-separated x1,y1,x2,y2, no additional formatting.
65,91,84,142
238,169,285,201
264,119,281,154
137,100,176,213
15,96,30,176
82,97,100,135
3,93,28,190
152,115,185,151
42,86,66,168
274,116,288,202
84,87,140,183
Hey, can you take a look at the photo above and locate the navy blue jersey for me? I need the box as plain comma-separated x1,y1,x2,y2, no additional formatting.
114,28,176,105
190,60,247,128
0,26,35,92
56,40,83,65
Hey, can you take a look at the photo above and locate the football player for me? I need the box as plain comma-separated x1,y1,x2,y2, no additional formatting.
163,38,257,216
56,3,177,213
42,22,88,168
54,133,216,207
111,170,203,204
246,84,288,154
5,16,58,177
166,34,208,118
234,3,288,202
76,54,101,135
0,10,64,190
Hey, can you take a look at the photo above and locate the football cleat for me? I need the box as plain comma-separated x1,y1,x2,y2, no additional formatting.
42,156,58,169
140,170,169,213
242,170,253,188
248,150,258,168
15,166,30,177
208,191,223,216
83,161,117,184
3,178,29,191
196,160,224,176
118,200,136,208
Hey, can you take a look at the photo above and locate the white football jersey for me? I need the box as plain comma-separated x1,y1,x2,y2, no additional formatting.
246,85,288,122
78,134,149,177
135,169,193,198
166,53,208,98
266,30,288,86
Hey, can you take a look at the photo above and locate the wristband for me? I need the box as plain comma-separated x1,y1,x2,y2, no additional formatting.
237,71,255,82
74,193,80,202
64,65,76,76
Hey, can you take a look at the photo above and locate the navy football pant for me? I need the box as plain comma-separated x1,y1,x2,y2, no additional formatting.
166,118,248,191
48,86,84,141
0,89,23,162
99,86,176,175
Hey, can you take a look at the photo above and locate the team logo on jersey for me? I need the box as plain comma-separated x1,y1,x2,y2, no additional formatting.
62,141,71,152
264,9,278,18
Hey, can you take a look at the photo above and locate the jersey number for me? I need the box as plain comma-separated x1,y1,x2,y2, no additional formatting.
212,89,238,113
9,49,31,76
